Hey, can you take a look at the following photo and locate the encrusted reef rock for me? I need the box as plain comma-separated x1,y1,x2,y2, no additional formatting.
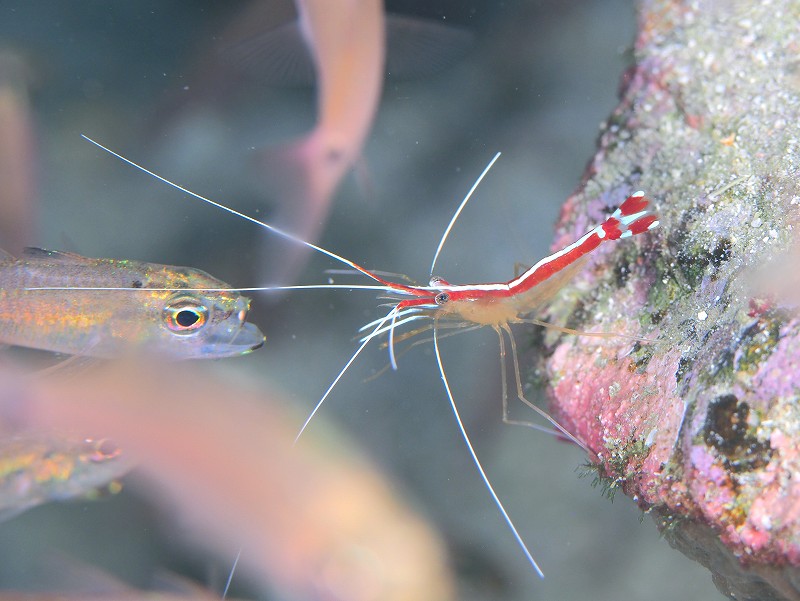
538,2,800,599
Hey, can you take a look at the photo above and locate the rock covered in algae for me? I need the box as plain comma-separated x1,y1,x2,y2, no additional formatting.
536,1,800,599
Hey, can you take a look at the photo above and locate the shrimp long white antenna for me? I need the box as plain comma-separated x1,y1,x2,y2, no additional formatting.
221,549,241,599
430,152,502,276
80,135,395,288
387,308,400,370
432,326,545,578
294,305,399,443
25,284,399,292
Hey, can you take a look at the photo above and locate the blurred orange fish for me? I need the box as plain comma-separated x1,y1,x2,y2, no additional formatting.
0,50,38,255
221,0,472,282
252,0,387,283
1,247,264,359
3,360,456,601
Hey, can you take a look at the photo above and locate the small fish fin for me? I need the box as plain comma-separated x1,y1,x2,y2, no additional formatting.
219,14,474,86
0,247,15,263
219,20,316,86
258,127,350,213
33,353,96,379
385,15,475,79
21,247,93,263
258,133,318,199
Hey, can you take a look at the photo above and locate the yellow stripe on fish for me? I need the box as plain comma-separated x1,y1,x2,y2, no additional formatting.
0,247,264,359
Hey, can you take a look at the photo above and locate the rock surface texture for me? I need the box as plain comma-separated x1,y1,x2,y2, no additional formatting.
539,2,800,599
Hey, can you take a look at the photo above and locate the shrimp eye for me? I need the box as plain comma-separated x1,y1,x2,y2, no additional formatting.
164,298,209,333
434,292,450,305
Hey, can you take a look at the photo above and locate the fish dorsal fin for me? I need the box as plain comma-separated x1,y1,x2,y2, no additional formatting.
220,14,474,87
22,247,94,263
0,248,14,263
221,20,316,86
384,15,474,79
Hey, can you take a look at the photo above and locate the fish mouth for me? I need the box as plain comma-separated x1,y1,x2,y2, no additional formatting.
199,320,265,358
237,322,266,352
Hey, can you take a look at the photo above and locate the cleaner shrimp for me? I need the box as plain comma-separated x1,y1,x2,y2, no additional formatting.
50,136,659,578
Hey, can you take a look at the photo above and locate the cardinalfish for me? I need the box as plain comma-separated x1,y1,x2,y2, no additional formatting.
0,434,131,521
3,247,264,359
74,137,659,578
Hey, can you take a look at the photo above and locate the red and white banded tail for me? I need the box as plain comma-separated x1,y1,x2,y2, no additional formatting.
600,191,660,240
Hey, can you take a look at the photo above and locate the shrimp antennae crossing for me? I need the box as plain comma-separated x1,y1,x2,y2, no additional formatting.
294,306,398,443
80,136,659,580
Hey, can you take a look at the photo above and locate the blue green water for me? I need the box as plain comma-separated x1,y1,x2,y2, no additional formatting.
0,2,720,600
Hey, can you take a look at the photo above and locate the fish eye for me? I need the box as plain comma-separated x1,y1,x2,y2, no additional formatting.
176,309,200,327
83,438,122,462
163,297,209,333
435,292,450,305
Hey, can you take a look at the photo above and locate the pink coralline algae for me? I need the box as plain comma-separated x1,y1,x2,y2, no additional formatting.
549,337,687,507
534,0,800,598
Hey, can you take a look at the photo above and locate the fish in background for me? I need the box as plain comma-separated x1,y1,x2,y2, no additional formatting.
0,247,264,359
0,360,456,601
0,50,38,255
154,0,473,284
242,0,387,284
0,552,246,600
235,0,472,283
0,248,262,524
0,435,131,522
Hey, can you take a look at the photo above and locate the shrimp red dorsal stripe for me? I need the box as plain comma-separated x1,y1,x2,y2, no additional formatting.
393,190,659,313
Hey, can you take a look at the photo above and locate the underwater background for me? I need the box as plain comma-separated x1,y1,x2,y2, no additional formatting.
0,1,721,599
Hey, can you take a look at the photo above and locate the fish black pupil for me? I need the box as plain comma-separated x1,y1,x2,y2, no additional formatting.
176,309,199,327
131,280,143,289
